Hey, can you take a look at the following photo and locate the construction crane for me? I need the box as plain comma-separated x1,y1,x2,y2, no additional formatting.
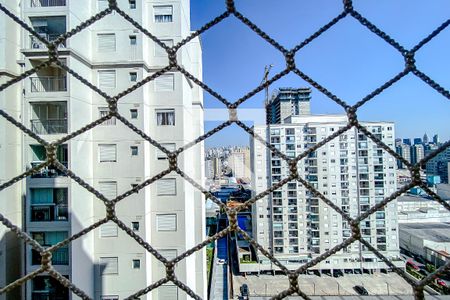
261,65,273,125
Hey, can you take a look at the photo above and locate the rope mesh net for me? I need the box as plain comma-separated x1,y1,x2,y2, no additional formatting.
0,0,449,299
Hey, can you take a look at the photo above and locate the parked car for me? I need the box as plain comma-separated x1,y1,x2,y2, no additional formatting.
216,258,226,265
353,285,369,295
436,279,447,287
406,260,420,271
240,284,249,300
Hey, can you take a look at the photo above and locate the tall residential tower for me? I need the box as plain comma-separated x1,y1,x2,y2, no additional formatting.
250,89,401,273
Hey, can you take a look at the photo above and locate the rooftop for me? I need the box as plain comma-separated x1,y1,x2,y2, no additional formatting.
436,183,450,200
399,222,450,243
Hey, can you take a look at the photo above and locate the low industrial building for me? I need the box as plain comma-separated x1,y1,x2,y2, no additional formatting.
399,223,450,268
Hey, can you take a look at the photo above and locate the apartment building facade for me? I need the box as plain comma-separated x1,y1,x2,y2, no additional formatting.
251,106,401,273
227,147,250,180
426,147,450,184
0,0,205,299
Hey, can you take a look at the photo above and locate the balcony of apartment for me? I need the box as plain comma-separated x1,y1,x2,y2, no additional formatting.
30,231,69,265
29,144,68,178
31,276,69,300
304,127,316,135
32,247,68,265
23,16,66,54
28,61,67,95
30,102,67,136
30,0,66,7
29,188,68,222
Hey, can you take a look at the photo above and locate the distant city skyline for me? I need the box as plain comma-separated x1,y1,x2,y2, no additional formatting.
191,0,450,147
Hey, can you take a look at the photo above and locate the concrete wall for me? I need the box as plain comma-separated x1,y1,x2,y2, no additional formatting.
0,1,23,299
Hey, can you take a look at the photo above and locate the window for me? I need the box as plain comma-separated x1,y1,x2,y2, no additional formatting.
99,144,117,162
154,74,174,91
130,146,138,156
130,109,138,119
97,33,116,52
154,5,173,23
99,107,116,126
156,109,175,126
100,223,118,237
158,285,178,300
99,257,118,275
132,222,139,231
159,249,177,260
155,39,174,56
129,35,137,45
156,214,177,231
98,70,116,89
157,143,176,159
129,0,136,9
132,259,140,269
101,296,119,300
98,181,117,199
129,72,137,82
157,178,176,195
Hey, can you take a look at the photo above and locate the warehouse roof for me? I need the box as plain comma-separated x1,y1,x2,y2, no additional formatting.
399,222,450,243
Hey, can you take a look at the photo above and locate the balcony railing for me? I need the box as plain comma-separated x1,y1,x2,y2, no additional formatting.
31,0,66,7
30,76,67,92
30,34,66,49
32,247,69,265
30,119,67,135
32,292,68,300
30,161,68,178
31,204,68,222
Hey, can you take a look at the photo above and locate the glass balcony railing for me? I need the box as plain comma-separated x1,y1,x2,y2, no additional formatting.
29,161,68,178
32,247,69,265
30,119,67,135
31,204,68,222
30,76,67,92
32,292,68,300
30,34,66,49
30,0,66,7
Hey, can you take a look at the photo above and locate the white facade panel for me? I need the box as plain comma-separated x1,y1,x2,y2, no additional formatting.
158,285,178,299
157,143,176,159
157,178,177,196
154,74,174,92
98,181,117,199
156,214,177,231
99,144,117,162
100,223,118,238
97,33,116,52
98,70,116,89
99,257,118,274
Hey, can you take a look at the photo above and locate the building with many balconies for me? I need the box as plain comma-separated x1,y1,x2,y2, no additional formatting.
0,0,205,299
249,90,401,274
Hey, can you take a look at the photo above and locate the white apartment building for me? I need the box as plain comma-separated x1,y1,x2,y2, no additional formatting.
227,147,250,180
250,114,402,273
0,0,205,299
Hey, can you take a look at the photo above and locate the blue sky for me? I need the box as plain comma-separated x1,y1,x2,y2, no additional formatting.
190,0,450,147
